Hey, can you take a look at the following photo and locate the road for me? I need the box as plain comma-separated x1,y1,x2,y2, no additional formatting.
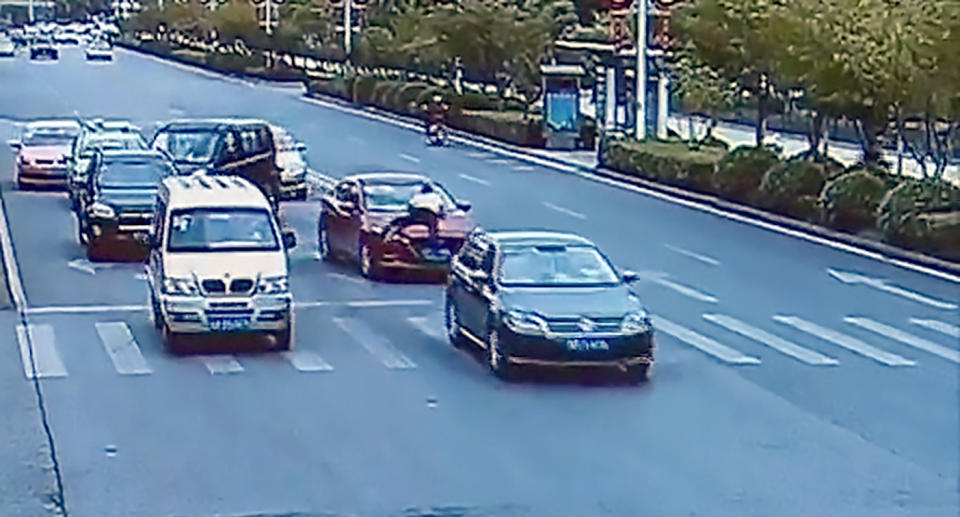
0,48,958,517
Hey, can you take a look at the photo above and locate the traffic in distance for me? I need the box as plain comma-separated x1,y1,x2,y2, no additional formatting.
8,115,656,382
1,17,116,62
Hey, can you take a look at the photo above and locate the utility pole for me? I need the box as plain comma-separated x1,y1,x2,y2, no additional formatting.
343,0,351,56
635,0,647,140
28,0,34,23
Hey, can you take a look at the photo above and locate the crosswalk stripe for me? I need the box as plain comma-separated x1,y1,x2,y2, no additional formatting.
197,355,244,375
16,324,67,379
94,322,153,375
407,316,444,341
908,318,960,340
467,151,492,159
332,317,417,369
488,159,513,165
512,165,535,171
651,315,761,365
703,314,839,366
282,350,334,372
844,317,960,364
773,316,915,367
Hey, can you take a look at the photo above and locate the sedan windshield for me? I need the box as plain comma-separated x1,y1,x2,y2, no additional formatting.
98,160,170,188
498,244,621,286
167,208,279,252
24,132,75,146
363,182,456,211
84,135,146,153
153,130,219,164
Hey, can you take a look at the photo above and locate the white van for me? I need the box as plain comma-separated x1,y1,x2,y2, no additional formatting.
146,175,297,351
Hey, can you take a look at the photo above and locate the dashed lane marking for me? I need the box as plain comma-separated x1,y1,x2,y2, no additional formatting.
664,244,720,266
844,317,960,364
458,173,491,186
95,322,153,375
400,153,421,163
543,201,587,220
332,316,417,369
651,315,761,365
773,315,915,367
908,318,960,340
16,324,68,379
703,314,838,366
282,350,334,372
197,355,244,375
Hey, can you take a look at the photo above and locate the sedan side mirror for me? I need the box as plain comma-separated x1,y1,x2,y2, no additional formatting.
7,139,21,150
281,228,297,249
621,270,639,283
456,200,472,212
295,142,307,152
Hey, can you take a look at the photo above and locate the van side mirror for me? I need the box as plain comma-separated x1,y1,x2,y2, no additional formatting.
295,142,307,152
456,200,472,212
621,270,639,283
7,139,21,150
282,228,297,249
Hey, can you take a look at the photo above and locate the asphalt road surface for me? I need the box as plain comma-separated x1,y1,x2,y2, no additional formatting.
0,48,958,517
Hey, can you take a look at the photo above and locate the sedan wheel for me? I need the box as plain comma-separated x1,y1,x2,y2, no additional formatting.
359,241,381,280
444,299,466,348
317,224,333,262
487,329,515,380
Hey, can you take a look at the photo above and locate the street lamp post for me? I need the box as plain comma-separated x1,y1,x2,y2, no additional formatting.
635,0,647,140
343,0,351,56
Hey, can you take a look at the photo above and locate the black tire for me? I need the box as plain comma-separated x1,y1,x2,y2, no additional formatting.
272,325,293,351
626,363,652,384
161,322,184,354
359,240,383,280
317,222,335,262
296,187,308,201
444,297,467,349
487,328,516,380
150,292,163,331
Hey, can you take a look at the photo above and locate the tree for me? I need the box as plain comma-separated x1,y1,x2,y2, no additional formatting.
671,43,737,147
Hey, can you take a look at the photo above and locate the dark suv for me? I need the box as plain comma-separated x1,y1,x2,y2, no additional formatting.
77,150,177,259
444,229,655,382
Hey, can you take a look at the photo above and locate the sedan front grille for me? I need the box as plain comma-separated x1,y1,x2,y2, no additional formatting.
544,316,623,334
34,158,55,165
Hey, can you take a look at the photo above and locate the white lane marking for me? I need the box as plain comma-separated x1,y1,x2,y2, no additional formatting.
67,258,97,275
332,317,417,369
26,299,435,314
94,322,153,375
458,173,491,186
16,324,67,379
827,268,958,310
513,165,535,171
543,201,587,220
488,158,513,165
467,151,492,159
407,316,444,340
664,244,720,266
703,314,838,366
400,153,421,163
282,350,334,372
299,75,960,285
134,272,148,281
197,355,244,375
326,272,367,285
843,317,960,364
635,271,718,303
0,191,27,308
909,318,960,339
651,315,761,365
772,315,915,367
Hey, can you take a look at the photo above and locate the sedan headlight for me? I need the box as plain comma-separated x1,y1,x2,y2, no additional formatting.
503,310,548,335
621,310,652,334
88,202,115,219
162,277,199,296
257,275,289,294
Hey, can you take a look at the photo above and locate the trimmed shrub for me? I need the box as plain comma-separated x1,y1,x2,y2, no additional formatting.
455,110,544,147
205,52,259,74
352,75,379,104
306,78,353,101
886,210,960,261
759,159,830,220
714,146,779,202
878,179,960,258
600,138,724,193
819,169,892,233
395,82,431,115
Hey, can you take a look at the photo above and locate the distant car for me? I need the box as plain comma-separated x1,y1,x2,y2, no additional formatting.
317,172,474,280
85,39,112,60
444,230,655,382
8,120,82,189
29,37,57,60
77,150,177,259
68,126,149,211
269,125,308,201
0,37,14,57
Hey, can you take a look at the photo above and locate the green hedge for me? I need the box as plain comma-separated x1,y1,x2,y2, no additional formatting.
715,146,780,202
454,110,545,148
600,138,725,193
877,180,960,259
819,169,892,233
759,159,830,220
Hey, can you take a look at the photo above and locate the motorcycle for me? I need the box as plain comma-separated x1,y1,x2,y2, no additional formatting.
426,123,446,146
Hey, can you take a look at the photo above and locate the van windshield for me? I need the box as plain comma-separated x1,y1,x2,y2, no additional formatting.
153,130,220,164
167,208,279,252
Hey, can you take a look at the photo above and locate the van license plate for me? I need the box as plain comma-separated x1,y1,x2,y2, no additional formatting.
209,318,250,331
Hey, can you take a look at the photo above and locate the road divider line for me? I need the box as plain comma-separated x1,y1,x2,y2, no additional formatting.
635,271,718,303
843,317,960,364
326,272,368,285
282,350,334,372
543,201,587,220
16,324,67,379
458,173,491,186
467,151,492,159
94,322,153,375
197,355,244,375
772,315,915,367
664,244,720,266
400,153,421,163
333,317,417,369
827,268,958,310
488,158,513,165
651,315,761,365
0,189,27,308
908,318,960,340
703,314,838,366
407,316,444,341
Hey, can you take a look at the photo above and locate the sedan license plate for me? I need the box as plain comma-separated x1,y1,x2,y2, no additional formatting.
421,247,452,263
566,338,610,351
209,318,250,332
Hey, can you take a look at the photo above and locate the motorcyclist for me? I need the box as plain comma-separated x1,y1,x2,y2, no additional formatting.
421,94,449,140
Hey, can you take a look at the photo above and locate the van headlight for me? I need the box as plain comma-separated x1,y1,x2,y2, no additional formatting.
621,310,652,334
88,202,115,219
162,276,198,296
503,310,548,335
257,275,289,294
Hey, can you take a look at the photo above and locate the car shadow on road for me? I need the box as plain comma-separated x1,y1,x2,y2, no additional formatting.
166,332,282,356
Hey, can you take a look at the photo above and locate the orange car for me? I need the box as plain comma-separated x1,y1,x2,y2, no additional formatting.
9,119,81,190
